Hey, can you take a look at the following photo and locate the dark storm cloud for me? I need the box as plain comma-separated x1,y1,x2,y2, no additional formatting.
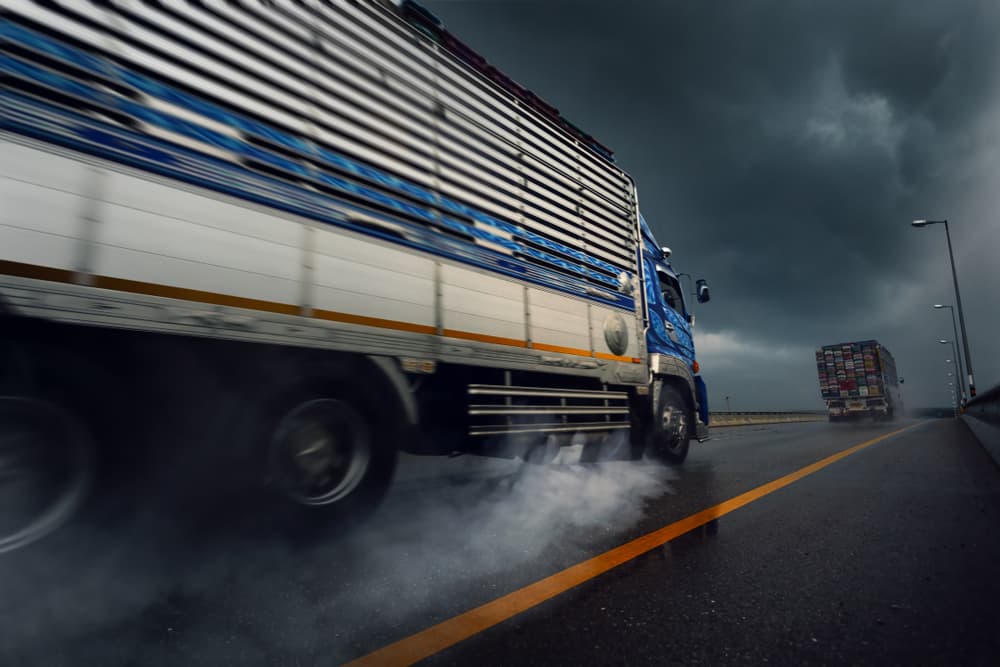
425,0,1000,408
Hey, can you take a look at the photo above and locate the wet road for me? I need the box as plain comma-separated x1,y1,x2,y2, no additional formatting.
3,418,999,666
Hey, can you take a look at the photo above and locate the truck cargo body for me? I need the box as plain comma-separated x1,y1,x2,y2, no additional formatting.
816,340,900,421
0,0,709,548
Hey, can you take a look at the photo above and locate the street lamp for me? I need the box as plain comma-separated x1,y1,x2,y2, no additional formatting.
939,338,960,385
946,379,958,417
938,338,965,408
933,304,965,402
913,220,976,397
941,352,959,417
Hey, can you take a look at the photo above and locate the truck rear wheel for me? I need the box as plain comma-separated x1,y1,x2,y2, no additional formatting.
646,384,691,464
254,374,397,536
0,397,94,554
0,335,140,553
268,397,374,507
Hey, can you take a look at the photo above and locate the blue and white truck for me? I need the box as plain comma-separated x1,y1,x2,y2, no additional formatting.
0,0,710,550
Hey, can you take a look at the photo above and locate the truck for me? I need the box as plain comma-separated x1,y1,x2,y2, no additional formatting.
816,340,901,422
0,0,710,552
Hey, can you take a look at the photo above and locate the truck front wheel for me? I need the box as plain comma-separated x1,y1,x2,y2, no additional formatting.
646,384,691,464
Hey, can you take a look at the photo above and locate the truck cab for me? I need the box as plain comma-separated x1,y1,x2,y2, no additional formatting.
639,216,711,441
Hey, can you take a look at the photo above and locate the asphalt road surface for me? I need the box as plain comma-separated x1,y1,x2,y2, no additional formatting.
3,418,999,666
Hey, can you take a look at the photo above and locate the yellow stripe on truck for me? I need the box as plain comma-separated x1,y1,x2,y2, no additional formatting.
0,260,641,363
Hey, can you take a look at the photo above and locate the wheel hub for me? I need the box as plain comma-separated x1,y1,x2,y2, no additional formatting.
660,405,688,450
270,398,370,506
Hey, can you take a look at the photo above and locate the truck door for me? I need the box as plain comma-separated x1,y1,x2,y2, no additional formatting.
642,256,695,361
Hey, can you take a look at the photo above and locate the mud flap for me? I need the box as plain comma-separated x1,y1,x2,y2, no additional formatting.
695,375,709,425
696,421,710,442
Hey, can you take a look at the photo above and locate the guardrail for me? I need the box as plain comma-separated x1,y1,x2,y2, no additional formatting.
963,382,1000,467
709,411,827,428
965,383,1000,421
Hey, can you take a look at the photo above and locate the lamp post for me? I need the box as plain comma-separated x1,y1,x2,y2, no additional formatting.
934,304,965,403
944,356,957,417
725,395,731,413
939,338,959,377
913,220,976,397
940,339,962,411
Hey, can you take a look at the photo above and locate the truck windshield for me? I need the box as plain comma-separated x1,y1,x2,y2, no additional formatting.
658,272,686,316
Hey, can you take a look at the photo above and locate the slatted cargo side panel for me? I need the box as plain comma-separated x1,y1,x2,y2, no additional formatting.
296,0,639,286
1,0,639,309
0,141,88,271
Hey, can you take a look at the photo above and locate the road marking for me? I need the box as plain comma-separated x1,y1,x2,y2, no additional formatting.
344,422,921,667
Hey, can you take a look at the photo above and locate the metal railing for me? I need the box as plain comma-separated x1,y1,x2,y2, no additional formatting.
708,411,827,427
963,382,1000,468
965,382,1000,424
709,411,827,417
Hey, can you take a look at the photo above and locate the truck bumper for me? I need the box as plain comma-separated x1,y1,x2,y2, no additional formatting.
696,421,710,442
829,407,890,420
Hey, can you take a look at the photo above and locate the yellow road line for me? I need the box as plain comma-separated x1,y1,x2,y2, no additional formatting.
344,422,921,667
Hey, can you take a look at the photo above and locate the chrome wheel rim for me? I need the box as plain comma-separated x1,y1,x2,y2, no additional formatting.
269,398,371,506
660,403,689,454
0,397,94,554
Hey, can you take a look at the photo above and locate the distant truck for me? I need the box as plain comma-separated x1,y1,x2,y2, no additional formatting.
1,0,711,550
816,341,901,421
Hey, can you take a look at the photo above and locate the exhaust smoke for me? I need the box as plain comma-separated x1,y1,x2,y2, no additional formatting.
1,431,675,665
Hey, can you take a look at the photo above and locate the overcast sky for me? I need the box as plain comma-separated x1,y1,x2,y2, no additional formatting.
426,0,1000,410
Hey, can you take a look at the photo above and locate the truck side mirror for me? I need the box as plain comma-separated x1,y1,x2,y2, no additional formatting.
696,279,711,303
899,378,904,384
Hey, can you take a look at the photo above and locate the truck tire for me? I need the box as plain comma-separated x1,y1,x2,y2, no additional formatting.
253,375,398,537
0,397,95,554
0,336,141,553
646,384,691,464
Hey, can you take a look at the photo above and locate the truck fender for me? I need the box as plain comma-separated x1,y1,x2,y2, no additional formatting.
650,355,700,437
366,355,418,426
650,354,696,401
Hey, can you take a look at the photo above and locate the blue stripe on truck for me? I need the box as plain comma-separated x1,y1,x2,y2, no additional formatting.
0,21,633,293
2,92,634,310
